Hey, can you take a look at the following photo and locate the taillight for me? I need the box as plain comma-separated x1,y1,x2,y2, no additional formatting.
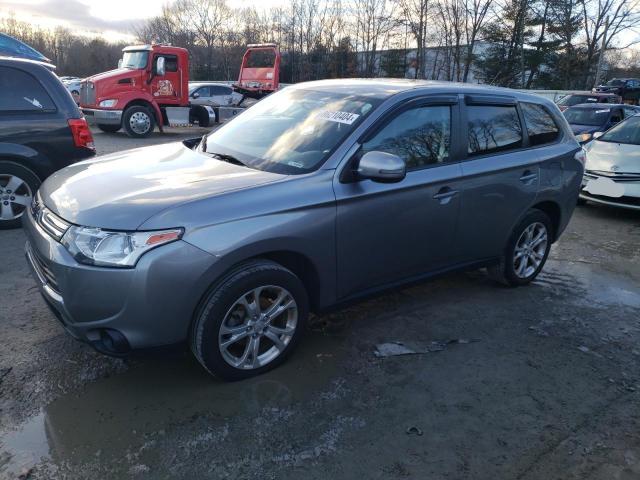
68,118,95,150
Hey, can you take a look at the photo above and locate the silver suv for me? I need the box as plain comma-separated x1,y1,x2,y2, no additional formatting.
24,80,584,379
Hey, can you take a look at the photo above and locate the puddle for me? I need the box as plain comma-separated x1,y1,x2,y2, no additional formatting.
0,331,346,476
541,260,640,309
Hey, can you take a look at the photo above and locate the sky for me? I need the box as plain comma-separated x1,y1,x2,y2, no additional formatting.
0,0,286,42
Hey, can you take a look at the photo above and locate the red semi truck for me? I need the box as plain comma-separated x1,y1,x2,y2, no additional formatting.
80,43,280,138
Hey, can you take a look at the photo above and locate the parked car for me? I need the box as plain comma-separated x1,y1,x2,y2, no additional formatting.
189,82,243,107
556,91,621,111
580,114,640,210
563,103,640,143
23,80,583,379
594,78,640,99
0,56,95,229
61,76,82,96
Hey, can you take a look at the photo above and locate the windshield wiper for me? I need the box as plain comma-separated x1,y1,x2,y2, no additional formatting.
207,151,247,167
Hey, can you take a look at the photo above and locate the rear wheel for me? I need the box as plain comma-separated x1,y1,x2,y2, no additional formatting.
191,260,308,380
97,123,121,133
122,105,155,138
0,162,40,230
488,209,553,287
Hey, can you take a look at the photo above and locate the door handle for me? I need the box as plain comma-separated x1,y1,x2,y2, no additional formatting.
519,171,538,184
432,187,459,205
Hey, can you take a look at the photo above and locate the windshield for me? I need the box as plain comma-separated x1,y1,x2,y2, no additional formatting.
121,51,148,69
557,95,600,107
606,79,624,86
203,88,381,174
563,108,610,126
599,116,640,145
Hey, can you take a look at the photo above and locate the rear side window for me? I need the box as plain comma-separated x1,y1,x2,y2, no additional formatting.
521,103,560,146
362,105,451,169
0,66,56,112
467,105,522,156
210,85,231,95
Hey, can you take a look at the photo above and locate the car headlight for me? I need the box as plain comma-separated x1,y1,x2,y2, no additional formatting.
61,226,183,267
576,132,593,143
99,99,118,108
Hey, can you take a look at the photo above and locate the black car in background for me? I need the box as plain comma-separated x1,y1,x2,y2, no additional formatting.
0,56,95,229
563,103,640,144
594,78,640,98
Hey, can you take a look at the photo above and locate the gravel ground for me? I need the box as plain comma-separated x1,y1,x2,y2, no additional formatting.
1,131,639,479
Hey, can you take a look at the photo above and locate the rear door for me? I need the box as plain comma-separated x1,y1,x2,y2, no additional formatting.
457,97,541,261
334,96,465,298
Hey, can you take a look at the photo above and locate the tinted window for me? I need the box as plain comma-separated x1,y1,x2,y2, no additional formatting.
563,107,610,126
362,105,451,169
521,103,559,146
467,105,522,155
0,67,55,112
210,85,231,95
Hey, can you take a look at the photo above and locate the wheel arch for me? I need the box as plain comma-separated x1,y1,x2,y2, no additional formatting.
531,200,562,241
122,99,163,130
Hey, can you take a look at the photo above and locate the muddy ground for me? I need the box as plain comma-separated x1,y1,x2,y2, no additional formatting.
1,129,640,479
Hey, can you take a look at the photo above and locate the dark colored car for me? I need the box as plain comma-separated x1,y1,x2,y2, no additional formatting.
24,80,584,380
563,103,640,143
556,91,621,111
594,78,640,98
0,56,95,228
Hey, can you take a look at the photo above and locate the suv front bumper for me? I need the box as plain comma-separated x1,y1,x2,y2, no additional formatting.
82,108,123,125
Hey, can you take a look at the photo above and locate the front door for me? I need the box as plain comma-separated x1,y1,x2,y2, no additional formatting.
151,54,181,105
334,100,464,299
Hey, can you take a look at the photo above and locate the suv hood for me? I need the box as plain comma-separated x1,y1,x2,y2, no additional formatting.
40,142,286,230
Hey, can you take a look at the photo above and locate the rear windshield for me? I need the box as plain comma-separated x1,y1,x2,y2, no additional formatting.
598,116,640,145
563,108,610,126
606,79,624,86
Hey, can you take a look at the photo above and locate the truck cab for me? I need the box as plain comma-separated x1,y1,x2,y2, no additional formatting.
80,44,192,137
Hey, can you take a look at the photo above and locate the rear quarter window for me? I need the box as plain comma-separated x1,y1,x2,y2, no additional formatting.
521,103,560,146
467,105,522,156
0,66,56,112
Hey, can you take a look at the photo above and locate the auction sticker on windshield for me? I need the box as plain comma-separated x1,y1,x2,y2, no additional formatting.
316,110,360,124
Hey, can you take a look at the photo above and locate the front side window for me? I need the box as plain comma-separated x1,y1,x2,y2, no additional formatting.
467,105,522,156
361,105,451,169
203,88,381,174
0,67,55,112
521,103,560,146
121,51,148,69
599,116,640,145
158,55,178,73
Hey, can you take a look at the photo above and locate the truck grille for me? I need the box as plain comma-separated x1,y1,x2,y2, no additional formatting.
80,81,96,105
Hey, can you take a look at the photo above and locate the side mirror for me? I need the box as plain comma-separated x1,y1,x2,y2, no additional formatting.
593,131,604,139
357,151,406,183
191,92,200,98
156,56,165,76
118,59,122,69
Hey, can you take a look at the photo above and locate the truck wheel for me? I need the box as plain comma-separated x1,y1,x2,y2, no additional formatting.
123,106,155,138
0,161,40,230
97,124,121,133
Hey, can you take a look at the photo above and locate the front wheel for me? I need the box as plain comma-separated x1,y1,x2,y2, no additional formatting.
191,260,309,380
488,209,553,287
122,106,155,138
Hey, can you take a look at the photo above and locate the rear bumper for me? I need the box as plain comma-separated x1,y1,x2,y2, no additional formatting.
82,108,122,125
22,207,218,353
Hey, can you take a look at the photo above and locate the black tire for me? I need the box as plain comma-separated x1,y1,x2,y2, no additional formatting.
0,161,40,230
488,209,553,287
191,259,309,380
97,123,121,133
122,105,155,138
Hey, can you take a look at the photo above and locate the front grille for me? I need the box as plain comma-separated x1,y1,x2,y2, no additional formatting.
31,194,70,241
26,242,60,294
585,170,640,182
80,81,96,105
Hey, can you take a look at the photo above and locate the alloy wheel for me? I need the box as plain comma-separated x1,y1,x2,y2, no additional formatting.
513,222,548,279
218,286,298,370
0,174,32,222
